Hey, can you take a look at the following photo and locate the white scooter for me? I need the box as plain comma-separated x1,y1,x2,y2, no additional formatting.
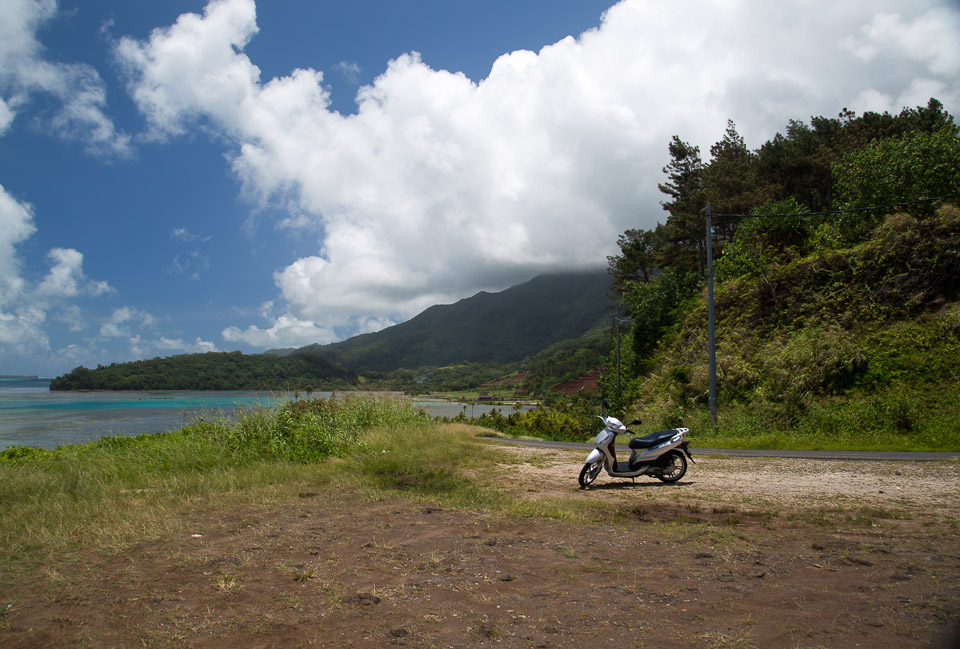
578,414,693,488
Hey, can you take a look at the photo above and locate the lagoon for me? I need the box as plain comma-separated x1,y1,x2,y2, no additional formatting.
0,378,523,450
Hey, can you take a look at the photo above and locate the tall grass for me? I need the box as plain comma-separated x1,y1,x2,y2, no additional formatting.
0,394,461,567
207,392,432,461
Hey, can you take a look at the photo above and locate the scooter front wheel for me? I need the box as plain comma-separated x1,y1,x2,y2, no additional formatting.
578,460,603,488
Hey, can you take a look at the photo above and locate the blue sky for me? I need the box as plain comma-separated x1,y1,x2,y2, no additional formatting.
1,0,958,377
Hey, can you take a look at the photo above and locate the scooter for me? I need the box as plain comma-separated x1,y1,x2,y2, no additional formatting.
578,414,694,488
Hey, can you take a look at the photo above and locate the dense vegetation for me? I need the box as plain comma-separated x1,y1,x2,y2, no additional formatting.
599,98,960,450
50,349,355,391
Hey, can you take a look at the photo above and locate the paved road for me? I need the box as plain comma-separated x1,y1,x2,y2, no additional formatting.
478,436,960,462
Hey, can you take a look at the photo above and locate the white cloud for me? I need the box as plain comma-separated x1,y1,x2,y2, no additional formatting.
117,0,960,346
0,184,36,308
171,227,212,242
125,334,219,359
222,313,339,348
35,248,84,298
100,306,156,338
36,248,114,299
0,186,115,357
334,61,362,85
0,306,47,353
115,0,263,140
155,336,219,353
0,0,130,156
841,10,960,76
0,97,14,135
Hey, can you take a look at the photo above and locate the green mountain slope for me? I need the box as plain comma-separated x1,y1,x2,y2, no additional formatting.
289,270,614,372
53,271,614,390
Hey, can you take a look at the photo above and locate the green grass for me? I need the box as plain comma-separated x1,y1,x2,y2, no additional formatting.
0,394,493,568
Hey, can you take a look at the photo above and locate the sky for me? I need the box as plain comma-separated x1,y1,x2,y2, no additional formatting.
1,0,958,377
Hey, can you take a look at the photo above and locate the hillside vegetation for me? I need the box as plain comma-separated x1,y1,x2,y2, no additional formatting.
597,98,960,450
50,349,356,391
620,207,960,450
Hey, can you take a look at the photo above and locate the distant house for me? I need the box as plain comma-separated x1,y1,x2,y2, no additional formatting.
478,395,494,402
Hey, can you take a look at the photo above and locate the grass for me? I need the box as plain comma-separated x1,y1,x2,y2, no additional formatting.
0,394,480,569
1,389,950,581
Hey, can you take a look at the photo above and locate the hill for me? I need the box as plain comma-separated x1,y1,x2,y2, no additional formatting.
626,206,960,449
278,270,613,372
52,271,614,391
50,349,356,391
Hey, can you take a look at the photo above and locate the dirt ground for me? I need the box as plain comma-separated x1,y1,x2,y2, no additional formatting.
2,445,960,649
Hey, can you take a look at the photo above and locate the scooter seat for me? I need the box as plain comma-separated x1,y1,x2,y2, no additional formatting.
628,429,678,449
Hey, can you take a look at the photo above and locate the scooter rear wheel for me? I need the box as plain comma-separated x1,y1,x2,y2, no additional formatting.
578,460,603,488
657,450,687,483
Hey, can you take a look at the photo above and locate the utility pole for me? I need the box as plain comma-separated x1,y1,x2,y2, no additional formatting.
615,308,622,404
706,204,718,428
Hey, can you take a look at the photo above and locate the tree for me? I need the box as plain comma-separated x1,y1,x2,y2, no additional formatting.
703,120,767,236
607,226,664,296
714,198,812,287
656,136,706,274
833,125,960,217
621,268,701,374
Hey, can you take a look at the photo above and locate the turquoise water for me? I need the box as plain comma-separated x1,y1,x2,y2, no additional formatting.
0,378,526,450
0,378,300,450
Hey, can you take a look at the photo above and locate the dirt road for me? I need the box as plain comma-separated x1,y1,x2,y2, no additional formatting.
2,447,959,648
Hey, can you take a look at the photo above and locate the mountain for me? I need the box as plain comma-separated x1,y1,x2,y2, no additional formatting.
52,270,615,391
281,270,614,372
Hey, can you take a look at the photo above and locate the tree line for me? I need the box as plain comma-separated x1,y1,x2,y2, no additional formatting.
50,350,356,391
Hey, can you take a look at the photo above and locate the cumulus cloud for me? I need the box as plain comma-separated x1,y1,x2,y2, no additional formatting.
0,307,47,353
222,313,339,348
841,9,960,76
36,248,114,299
100,306,156,338
0,185,114,357
0,0,130,156
0,184,36,307
155,336,219,353
116,0,960,345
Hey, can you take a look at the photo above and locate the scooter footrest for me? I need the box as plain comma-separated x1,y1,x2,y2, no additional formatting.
615,462,631,473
